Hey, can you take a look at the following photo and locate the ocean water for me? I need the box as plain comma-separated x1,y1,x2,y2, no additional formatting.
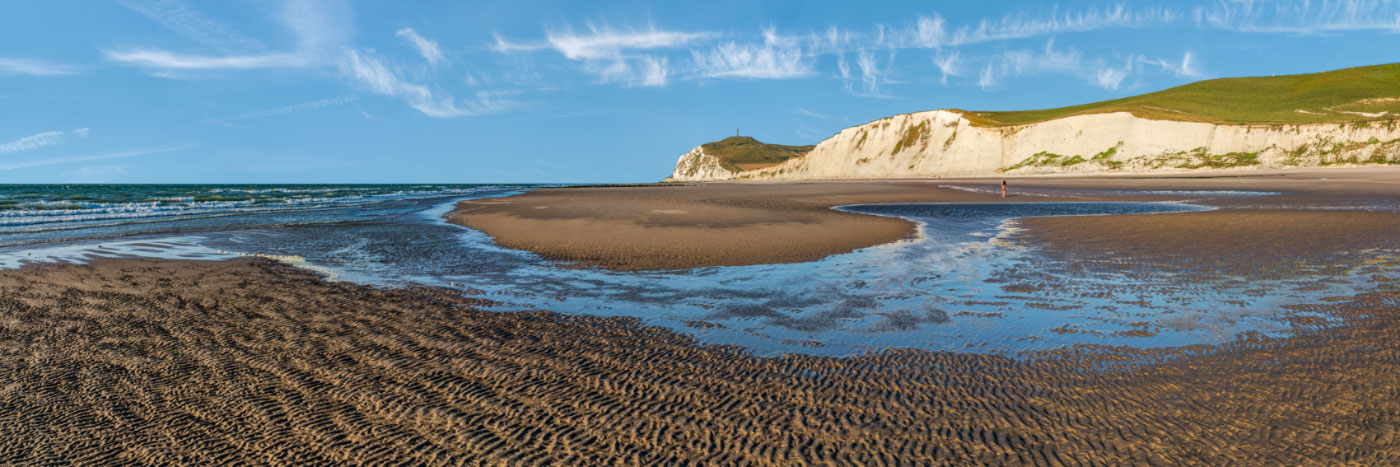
0,184,1386,357
0,184,528,247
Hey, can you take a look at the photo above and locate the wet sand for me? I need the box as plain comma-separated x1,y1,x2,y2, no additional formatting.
451,168,1400,270
6,168,1400,464
1014,209,1400,279
2,257,1398,465
450,182,1014,270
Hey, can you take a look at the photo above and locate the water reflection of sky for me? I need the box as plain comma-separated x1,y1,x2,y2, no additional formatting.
1,194,1390,357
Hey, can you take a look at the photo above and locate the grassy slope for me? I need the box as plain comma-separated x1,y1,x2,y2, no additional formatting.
701,136,815,171
959,63,1400,127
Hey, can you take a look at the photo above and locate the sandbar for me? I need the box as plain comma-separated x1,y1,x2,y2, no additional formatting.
450,168,1400,270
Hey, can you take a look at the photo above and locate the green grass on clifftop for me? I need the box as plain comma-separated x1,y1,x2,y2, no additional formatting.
702,136,815,171
959,63,1400,127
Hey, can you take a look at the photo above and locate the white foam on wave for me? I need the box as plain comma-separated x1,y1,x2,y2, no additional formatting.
1124,190,1281,196
936,185,1079,198
0,236,346,282
0,186,509,229
0,237,234,270
212,249,343,281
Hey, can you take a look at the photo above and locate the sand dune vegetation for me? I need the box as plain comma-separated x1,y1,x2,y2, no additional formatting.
960,63,1400,126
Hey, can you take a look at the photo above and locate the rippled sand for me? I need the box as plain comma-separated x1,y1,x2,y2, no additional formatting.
2,257,1397,465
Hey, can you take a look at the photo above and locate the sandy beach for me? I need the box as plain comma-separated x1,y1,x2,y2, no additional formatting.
2,256,1397,465
3,169,1400,464
15,3,1400,463
451,168,1400,270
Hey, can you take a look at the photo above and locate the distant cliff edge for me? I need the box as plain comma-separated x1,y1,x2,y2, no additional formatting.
666,63,1400,181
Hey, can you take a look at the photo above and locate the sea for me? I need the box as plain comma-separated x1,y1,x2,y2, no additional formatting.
0,184,1385,357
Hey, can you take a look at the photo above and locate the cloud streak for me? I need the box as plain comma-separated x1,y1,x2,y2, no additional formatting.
932,52,961,84
901,5,1178,48
690,27,813,79
1141,51,1205,78
977,38,1086,89
104,50,309,70
0,146,187,171
796,107,830,119
1093,57,1135,90
0,58,79,76
105,0,350,71
543,24,716,60
340,49,507,117
237,96,359,120
106,0,519,117
496,22,715,87
1196,0,1400,34
397,28,445,66
115,0,265,52
489,5,1195,94
0,131,67,153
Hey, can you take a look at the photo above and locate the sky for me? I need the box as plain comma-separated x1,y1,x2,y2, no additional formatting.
2,0,1399,183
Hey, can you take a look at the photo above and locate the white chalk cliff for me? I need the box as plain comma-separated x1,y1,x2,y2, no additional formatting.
666,110,1400,181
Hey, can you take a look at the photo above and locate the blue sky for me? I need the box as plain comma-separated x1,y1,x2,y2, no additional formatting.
2,0,1399,183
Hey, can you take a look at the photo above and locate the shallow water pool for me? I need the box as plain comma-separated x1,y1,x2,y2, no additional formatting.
2,193,1385,357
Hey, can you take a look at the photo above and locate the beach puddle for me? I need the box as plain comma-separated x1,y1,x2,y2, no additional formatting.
1,193,1390,357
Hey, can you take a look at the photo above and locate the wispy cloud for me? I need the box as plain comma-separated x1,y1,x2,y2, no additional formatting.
486,3,1373,95
114,0,265,52
978,38,1086,89
690,27,813,79
0,146,187,171
491,34,548,54
496,23,715,60
237,95,358,120
104,50,308,70
397,28,445,66
978,62,997,90
107,0,517,117
543,24,715,60
0,131,67,153
490,5,1186,94
494,22,716,88
105,0,350,71
0,58,79,76
796,107,830,119
846,47,898,98
1196,0,1400,34
899,6,1178,48
1093,57,1135,90
932,52,961,84
1141,50,1206,78
639,56,669,86
582,56,671,87
339,49,511,117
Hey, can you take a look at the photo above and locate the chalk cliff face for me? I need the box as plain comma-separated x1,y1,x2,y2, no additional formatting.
667,110,1400,181
667,146,736,181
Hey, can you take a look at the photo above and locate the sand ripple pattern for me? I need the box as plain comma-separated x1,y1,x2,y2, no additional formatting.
1,258,1397,465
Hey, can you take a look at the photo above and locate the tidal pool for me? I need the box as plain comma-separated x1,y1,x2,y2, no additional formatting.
2,194,1382,357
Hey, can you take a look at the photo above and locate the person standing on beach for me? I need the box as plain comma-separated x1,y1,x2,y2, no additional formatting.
1001,180,1007,198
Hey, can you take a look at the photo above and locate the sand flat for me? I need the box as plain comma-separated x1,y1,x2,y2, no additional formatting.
1,257,1398,464
450,168,1400,270
5,169,1400,464
448,181,1074,270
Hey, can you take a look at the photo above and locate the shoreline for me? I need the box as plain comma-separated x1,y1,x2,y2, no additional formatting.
448,168,1400,270
6,172,1400,463
2,256,1397,464
447,181,1085,270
